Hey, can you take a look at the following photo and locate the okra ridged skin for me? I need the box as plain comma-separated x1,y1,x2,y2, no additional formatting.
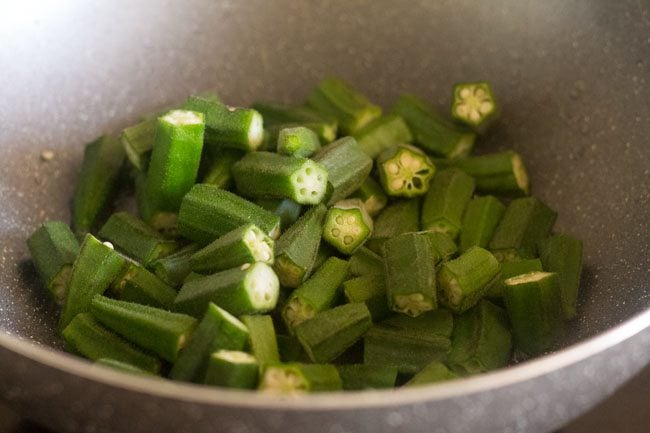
90,295,198,363
336,364,398,390
447,300,512,374
488,197,557,261
201,148,244,189
151,243,200,287
241,315,280,367
276,126,321,158
121,117,157,171
204,350,259,389
538,234,583,320
350,177,388,217
423,231,458,264
404,361,459,386
459,196,506,253
111,262,177,310
178,184,281,245
450,81,499,132
383,232,438,317
72,135,126,237
170,303,249,382
190,224,274,275
277,334,310,363
366,199,420,255
260,363,343,393
322,199,374,255
485,258,543,298
451,151,530,197
343,274,390,321
251,102,338,142
348,246,384,277
174,263,279,317
95,358,156,376
377,144,436,198
255,198,302,231
60,234,128,329
232,152,329,205
421,168,476,239
437,246,501,314
294,303,372,363
313,137,373,205
27,221,80,304
98,211,178,266
392,94,476,158
62,313,161,374
351,114,413,158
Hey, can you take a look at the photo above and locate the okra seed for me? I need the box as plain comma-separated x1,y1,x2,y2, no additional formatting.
345,216,356,224
336,216,344,224
331,228,341,237
391,179,403,190
479,101,494,113
387,163,400,174
300,188,307,195
456,106,468,116
311,191,317,196
305,167,313,175
297,176,304,183
460,88,471,98
469,110,481,122
475,87,486,98
343,235,353,245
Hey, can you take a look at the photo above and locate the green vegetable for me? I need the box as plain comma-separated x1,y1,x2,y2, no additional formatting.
351,114,413,158
241,315,280,368
336,364,398,390
252,102,338,142
451,81,499,131
232,152,329,205
120,117,156,171
255,198,302,231
404,361,459,386
377,144,436,198
201,148,243,188
350,177,388,217
111,262,177,310
448,151,530,197
348,246,384,277
259,363,342,393
322,199,373,255
343,274,390,321
538,234,583,320
459,196,506,252
485,258,543,298
277,334,309,363
365,199,420,255
151,243,199,288
421,168,475,239
204,350,259,389
95,358,156,376
27,221,80,304
277,126,321,157
312,241,336,272
423,231,458,264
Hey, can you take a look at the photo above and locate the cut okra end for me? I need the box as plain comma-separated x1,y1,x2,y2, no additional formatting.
451,82,498,129
259,363,342,393
289,160,329,205
283,297,316,329
378,144,435,198
277,126,321,158
246,109,265,150
322,199,373,255
243,263,280,311
391,293,435,318
243,226,275,264
162,109,205,126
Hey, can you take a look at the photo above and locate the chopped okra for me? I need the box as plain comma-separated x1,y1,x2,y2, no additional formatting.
451,81,499,131
377,144,436,198
322,199,373,255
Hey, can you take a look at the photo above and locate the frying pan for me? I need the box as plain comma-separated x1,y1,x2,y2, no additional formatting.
0,1,649,432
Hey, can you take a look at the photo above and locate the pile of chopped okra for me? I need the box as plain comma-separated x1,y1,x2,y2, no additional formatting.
27,77,583,392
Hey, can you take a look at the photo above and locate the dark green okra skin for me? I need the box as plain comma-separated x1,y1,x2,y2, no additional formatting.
423,231,458,264
62,313,161,374
489,197,557,261
348,246,384,277
447,151,530,197
204,350,259,389
72,135,125,237
232,152,329,205
322,199,374,255
273,204,327,288
27,221,80,304
343,274,390,321
447,300,512,374
241,315,280,368
277,334,310,363
294,303,372,364
392,94,476,158
255,198,302,231
421,168,476,239
121,117,157,171
351,114,413,158
365,199,420,255
336,364,398,390
350,176,388,217
201,148,244,189
404,361,459,386
538,234,583,320
277,126,321,158
170,303,249,382
95,358,156,376
312,242,336,272
437,246,501,314
91,295,197,363
251,102,338,143
259,363,343,393
60,234,127,329
377,144,436,198
306,77,382,135
503,271,564,356
313,137,373,205
459,196,506,253
485,258,543,298
383,232,438,317
111,262,177,310
151,243,200,287
98,212,179,266
178,184,281,245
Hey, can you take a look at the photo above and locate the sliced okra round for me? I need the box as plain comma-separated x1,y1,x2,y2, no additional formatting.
322,199,373,255
451,82,498,130
377,144,435,198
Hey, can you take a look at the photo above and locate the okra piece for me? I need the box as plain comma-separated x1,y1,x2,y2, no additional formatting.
377,144,436,198
451,151,530,197
283,257,349,330
322,199,373,255
424,231,458,264
489,197,557,261
264,121,338,148
72,135,125,236
313,136,373,205
259,363,342,393
255,198,302,231
95,358,156,376
241,315,280,367
350,177,388,217
62,313,161,374
273,204,326,288
451,81,499,132
204,350,259,389
120,117,156,171
190,224,274,274
404,361,459,387
277,126,321,158
98,212,178,266
90,295,198,362
174,262,279,317
60,234,127,329
232,152,329,205
447,300,512,374
178,184,281,244
27,221,80,304
170,303,249,382
437,246,501,313
485,258,543,298
343,274,390,321
336,364,398,390
183,95,264,151
392,94,476,158
348,246,384,277
201,148,243,189
365,199,420,255
383,232,438,317
294,303,372,363
306,77,382,134
277,334,309,363
111,262,177,310
252,102,338,142
459,196,506,252
421,168,475,239
504,271,564,355
351,114,413,158
140,110,205,224
538,234,583,319
151,243,200,287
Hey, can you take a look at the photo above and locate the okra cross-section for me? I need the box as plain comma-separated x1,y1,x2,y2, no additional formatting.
451,81,499,131
378,144,436,198
276,126,321,158
232,152,329,205
204,350,259,389
383,232,438,317
322,199,373,255
259,363,343,394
